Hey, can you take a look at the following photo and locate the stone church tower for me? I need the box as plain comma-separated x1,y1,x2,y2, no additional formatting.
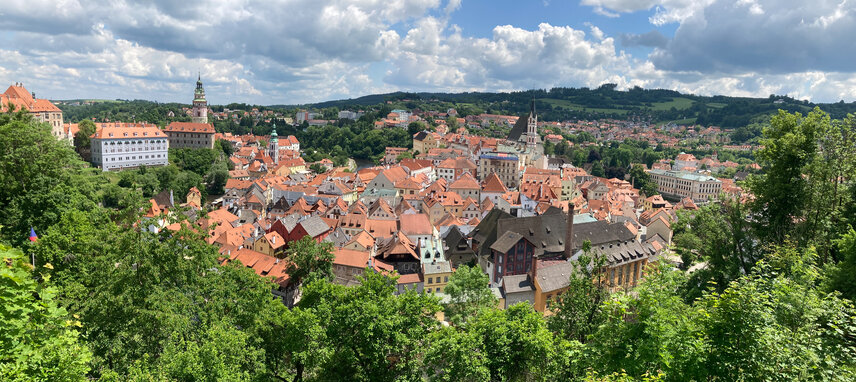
191,74,208,124
525,99,539,150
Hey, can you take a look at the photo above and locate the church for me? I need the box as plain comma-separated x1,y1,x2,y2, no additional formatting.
501,99,545,168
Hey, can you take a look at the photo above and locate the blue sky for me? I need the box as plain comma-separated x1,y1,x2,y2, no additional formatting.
1,0,855,105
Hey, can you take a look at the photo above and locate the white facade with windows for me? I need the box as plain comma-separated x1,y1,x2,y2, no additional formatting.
648,169,721,204
90,124,169,171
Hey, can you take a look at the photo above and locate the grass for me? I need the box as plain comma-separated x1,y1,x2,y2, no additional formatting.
707,102,727,109
541,98,628,115
650,97,694,111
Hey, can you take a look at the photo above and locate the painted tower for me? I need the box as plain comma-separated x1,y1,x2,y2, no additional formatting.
268,124,279,164
526,98,538,150
191,74,208,124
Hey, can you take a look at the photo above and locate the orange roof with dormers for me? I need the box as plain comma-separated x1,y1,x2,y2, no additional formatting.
91,123,166,139
163,122,215,134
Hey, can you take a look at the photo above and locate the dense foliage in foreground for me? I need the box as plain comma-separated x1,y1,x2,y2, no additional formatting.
1,107,856,381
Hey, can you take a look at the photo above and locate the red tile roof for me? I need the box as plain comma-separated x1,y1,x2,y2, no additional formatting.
163,122,215,134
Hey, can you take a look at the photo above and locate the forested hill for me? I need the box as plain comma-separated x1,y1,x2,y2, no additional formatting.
297,85,856,128
58,85,856,128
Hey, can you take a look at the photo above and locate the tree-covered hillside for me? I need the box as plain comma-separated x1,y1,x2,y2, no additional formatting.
58,86,856,129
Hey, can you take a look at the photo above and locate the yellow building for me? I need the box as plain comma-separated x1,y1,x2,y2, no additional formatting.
412,131,439,154
532,262,573,313
423,261,452,294
253,231,287,258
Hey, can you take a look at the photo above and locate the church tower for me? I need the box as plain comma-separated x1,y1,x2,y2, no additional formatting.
191,74,208,124
268,124,279,164
526,98,538,150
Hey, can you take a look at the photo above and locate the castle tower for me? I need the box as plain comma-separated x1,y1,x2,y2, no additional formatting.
526,98,538,150
191,74,208,124
268,124,279,164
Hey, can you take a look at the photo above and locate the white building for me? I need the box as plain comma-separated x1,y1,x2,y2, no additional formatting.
90,123,169,171
338,110,363,120
648,169,721,204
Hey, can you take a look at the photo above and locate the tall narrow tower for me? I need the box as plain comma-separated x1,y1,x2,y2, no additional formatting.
526,98,538,150
191,74,208,124
268,125,280,164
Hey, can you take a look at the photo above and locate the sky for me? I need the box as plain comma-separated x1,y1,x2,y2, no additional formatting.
1,0,855,105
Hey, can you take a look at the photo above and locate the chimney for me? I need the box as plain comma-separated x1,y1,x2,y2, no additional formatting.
564,203,575,258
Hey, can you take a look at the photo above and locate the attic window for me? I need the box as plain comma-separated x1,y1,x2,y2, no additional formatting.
528,228,534,235
558,239,563,245
545,227,551,233
541,241,546,248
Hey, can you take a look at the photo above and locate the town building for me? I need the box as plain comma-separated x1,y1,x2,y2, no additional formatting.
648,169,722,204
90,123,169,171
423,261,452,294
1,83,64,140
163,121,216,149
412,131,440,154
478,152,520,190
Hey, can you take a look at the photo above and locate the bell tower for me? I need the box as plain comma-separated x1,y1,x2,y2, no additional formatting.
191,74,208,124
268,124,280,164
526,98,538,150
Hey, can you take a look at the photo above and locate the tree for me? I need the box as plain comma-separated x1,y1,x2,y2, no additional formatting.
424,327,490,381
70,226,283,378
73,120,96,160
748,109,823,245
586,262,703,380
284,236,335,285
308,163,327,175
215,139,234,157
673,199,757,300
442,265,497,325
629,164,658,196
0,112,95,247
824,229,856,301
590,161,605,177
469,304,559,381
297,271,441,381
396,151,413,161
205,163,229,196
548,241,610,343
0,244,91,381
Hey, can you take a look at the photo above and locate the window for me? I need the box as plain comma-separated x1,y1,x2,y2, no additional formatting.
436,287,442,293
426,288,432,293
444,276,448,283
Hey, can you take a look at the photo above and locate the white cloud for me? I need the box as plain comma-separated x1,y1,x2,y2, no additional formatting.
580,0,714,24
0,0,855,104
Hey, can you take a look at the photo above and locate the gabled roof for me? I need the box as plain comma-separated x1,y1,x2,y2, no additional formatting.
299,215,333,238
375,231,419,261
346,230,376,249
535,261,574,293
333,248,371,268
449,172,480,190
163,121,215,133
481,172,508,193
399,214,433,236
491,231,526,253
471,208,514,257
263,231,286,249
365,219,398,238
